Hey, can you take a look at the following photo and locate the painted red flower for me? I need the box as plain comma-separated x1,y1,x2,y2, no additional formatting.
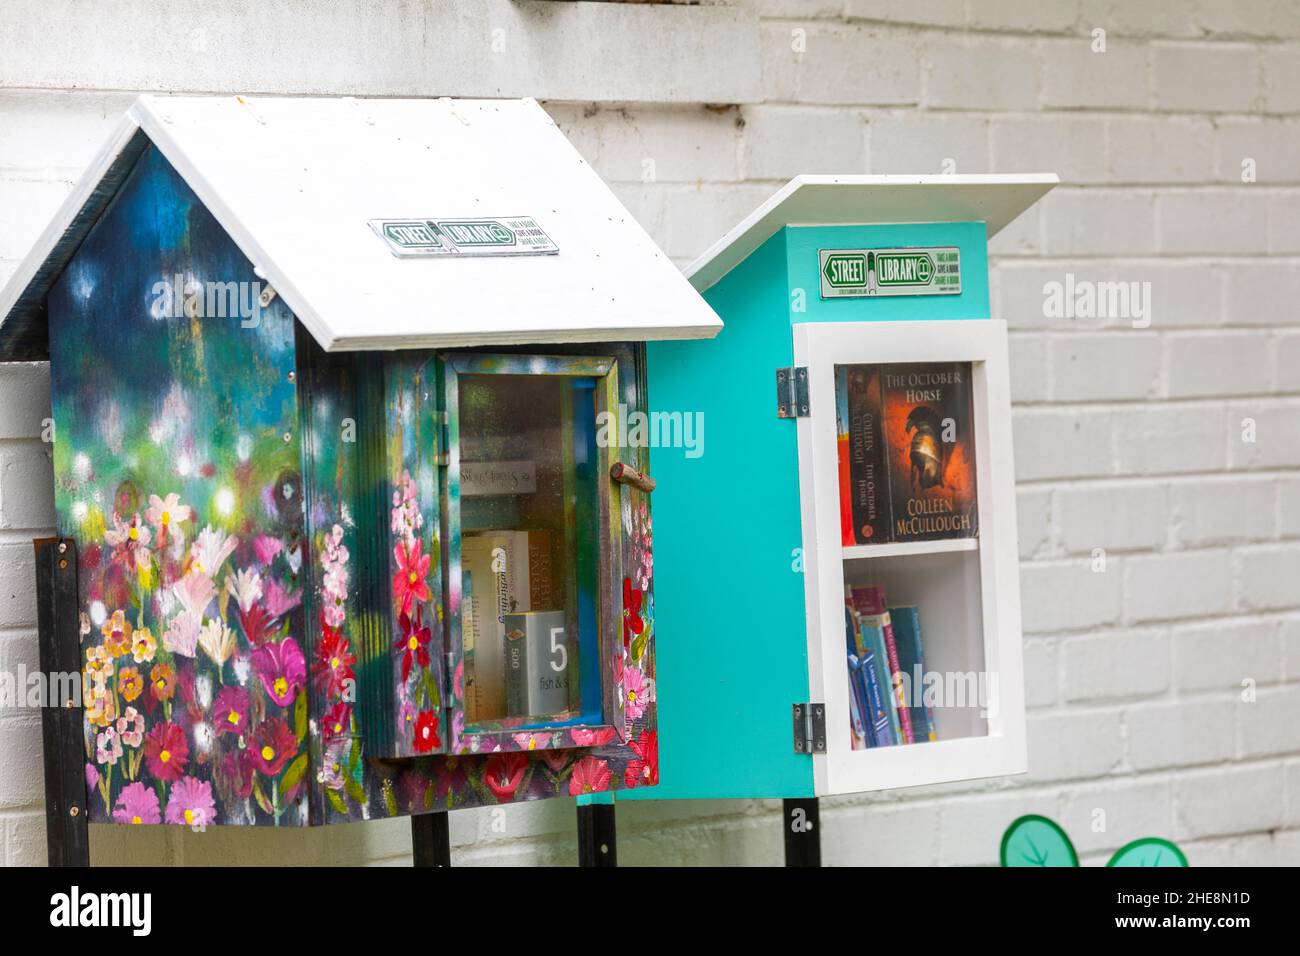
392,538,432,615
413,710,441,753
569,726,616,747
321,701,351,741
622,577,644,651
142,721,189,782
315,618,356,696
568,755,612,796
213,686,249,736
484,751,529,801
249,717,298,776
624,729,659,789
237,602,277,647
395,607,431,682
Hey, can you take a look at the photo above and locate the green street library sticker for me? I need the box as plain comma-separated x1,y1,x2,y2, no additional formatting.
819,247,961,298
369,217,559,257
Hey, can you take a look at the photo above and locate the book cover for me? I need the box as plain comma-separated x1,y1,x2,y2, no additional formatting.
842,364,892,544
855,647,894,748
460,532,514,718
879,362,978,542
856,611,902,746
850,585,914,744
835,366,856,547
846,654,869,750
504,610,570,718
889,605,938,743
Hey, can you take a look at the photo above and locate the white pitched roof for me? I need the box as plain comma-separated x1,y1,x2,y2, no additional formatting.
0,94,722,355
685,173,1059,294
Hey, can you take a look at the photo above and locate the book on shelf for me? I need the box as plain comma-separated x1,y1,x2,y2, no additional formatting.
504,610,570,718
853,607,902,746
844,608,893,749
835,366,856,547
846,653,868,750
888,605,938,743
847,584,914,745
835,361,978,546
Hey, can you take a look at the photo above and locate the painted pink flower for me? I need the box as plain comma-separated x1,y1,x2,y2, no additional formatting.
85,763,99,791
145,493,191,547
213,686,250,736
163,610,201,658
624,665,653,722
568,756,612,796
624,729,659,789
95,726,123,766
253,534,283,566
252,637,306,707
539,748,571,774
570,726,616,748
165,776,217,827
263,578,302,619
112,781,161,825
321,701,351,741
142,721,189,782
249,717,298,776
105,512,152,571
115,706,146,748
222,748,255,799
392,538,431,615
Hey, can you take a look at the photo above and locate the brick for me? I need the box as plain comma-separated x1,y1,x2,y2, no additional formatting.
1041,40,1149,110
1017,486,1052,559
1166,332,1274,398
1228,400,1300,469
987,203,1043,257
0,176,75,262
0,90,139,173
819,801,940,866
1173,618,1283,691
1062,628,1171,701
1075,0,1204,39
1281,478,1300,536
0,363,52,440
1051,332,1160,401
1022,636,1059,707
1013,408,1115,481
1196,2,1300,41
1124,550,1233,623
1238,685,1300,758
1057,482,1168,553
0,543,38,628
1042,189,1157,256
866,110,989,175
923,35,1039,111
4,811,47,866
991,116,1109,186
1126,699,1237,770
1172,476,1276,546
964,0,1078,32
545,104,741,184
843,0,965,27
1114,404,1229,476
1267,194,1300,252
1156,191,1272,255
1108,116,1216,184
1020,559,1123,633
939,790,1063,866
0,718,42,808
1236,544,1300,611
1008,332,1048,403
742,105,865,180
761,23,920,106
1174,763,1285,839
1224,262,1300,326
1263,47,1300,112
1214,118,1300,184
1027,708,1124,781
0,442,54,530
1059,778,1175,857
1153,42,1262,113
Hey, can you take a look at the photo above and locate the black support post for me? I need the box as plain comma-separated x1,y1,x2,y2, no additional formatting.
35,537,90,867
576,801,617,867
411,810,451,866
783,797,821,867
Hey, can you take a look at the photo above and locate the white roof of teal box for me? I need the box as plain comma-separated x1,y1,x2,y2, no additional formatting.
0,94,722,358
685,174,1060,294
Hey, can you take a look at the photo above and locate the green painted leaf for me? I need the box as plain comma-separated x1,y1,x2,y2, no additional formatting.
325,789,349,816
1000,815,1079,867
294,692,308,744
252,778,274,816
630,630,647,664
344,773,368,806
280,754,309,796
1107,838,1188,868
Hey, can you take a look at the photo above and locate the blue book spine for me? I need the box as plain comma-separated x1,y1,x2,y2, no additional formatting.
846,655,869,750
858,619,901,745
889,605,937,743
856,649,894,748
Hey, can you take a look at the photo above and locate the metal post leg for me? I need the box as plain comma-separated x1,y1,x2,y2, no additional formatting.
576,801,617,867
783,797,821,867
411,810,451,866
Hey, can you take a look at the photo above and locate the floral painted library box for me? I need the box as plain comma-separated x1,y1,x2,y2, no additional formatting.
0,95,720,828
627,175,1058,806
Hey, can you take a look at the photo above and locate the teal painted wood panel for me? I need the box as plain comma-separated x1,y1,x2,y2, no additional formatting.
627,221,990,801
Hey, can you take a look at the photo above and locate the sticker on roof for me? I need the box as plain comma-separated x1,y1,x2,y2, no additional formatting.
369,216,559,258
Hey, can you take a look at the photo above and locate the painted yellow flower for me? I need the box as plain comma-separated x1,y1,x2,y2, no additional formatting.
100,610,133,658
131,626,157,664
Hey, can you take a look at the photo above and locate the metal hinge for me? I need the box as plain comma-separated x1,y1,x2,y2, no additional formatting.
776,366,809,418
436,410,450,467
793,702,826,754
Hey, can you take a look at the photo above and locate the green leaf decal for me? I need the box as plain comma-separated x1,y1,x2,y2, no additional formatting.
1107,838,1188,868
1000,814,1079,867
294,691,308,744
280,753,309,796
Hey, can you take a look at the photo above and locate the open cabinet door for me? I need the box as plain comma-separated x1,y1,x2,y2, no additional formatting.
441,353,625,755
792,319,1026,797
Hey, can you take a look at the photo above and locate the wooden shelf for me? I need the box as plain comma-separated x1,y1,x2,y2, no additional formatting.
842,537,979,561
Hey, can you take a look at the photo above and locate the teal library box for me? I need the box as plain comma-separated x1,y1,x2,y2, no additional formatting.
628,174,1058,803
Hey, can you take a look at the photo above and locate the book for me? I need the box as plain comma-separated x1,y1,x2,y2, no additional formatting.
846,654,868,750
461,570,480,719
504,610,570,717
849,585,913,744
843,364,891,544
854,608,902,746
889,605,938,743
855,647,893,748
879,362,978,543
835,366,856,547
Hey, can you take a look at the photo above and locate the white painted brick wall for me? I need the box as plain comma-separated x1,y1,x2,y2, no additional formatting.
1,0,1297,867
